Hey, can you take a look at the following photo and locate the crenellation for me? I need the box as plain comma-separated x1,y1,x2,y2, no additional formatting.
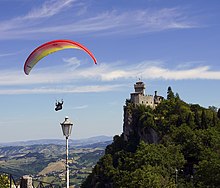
130,80,163,109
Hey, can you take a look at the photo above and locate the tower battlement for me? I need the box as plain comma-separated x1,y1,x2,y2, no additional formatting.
130,80,163,109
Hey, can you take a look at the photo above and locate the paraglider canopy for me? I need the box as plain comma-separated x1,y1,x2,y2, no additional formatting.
24,39,97,75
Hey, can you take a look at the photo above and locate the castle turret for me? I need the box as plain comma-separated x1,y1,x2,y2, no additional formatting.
134,80,145,95
130,80,154,107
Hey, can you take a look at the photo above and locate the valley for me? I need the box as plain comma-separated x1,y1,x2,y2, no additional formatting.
0,136,112,187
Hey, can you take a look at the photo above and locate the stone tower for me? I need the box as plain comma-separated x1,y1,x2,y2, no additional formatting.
123,80,163,141
130,80,163,108
134,80,145,94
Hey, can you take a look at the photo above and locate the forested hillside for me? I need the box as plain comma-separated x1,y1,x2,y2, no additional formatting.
82,87,220,188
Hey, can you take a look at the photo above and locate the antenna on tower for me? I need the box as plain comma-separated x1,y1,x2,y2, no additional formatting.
136,75,142,82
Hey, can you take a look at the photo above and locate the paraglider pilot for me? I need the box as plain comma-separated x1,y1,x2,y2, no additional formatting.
55,100,63,111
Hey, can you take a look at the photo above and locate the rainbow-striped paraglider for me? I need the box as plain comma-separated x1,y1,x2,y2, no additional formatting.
24,39,97,75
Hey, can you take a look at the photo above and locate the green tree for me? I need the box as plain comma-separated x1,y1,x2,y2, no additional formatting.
113,142,185,188
105,135,126,155
194,151,220,187
175,93,180,100
217,108,220,119
212,112,217,127
163,124,202,176
133,142,185,172
114,165,175,188
0,174,10,188
201,110,207,129
208,106,218,112
167,86,175,100
81,154,117,188
186,112,195,128
194,110,201,129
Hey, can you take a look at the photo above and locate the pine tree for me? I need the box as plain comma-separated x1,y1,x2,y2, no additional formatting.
212,113,217,127
194,110,201,129
187,112,195,128
167,86,175,100
201,110,207,129
217,109,220,119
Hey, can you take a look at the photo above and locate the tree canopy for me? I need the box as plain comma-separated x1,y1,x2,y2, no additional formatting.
0,174,10,188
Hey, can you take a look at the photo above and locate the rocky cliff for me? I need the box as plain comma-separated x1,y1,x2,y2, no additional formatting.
123,100,159,144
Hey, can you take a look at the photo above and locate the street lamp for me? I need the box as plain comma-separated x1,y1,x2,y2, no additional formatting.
175,168,178,187
60,116,73,188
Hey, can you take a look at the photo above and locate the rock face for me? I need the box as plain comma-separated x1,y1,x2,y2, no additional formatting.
123,102,159,144
139,126,159,144
123,102,133,141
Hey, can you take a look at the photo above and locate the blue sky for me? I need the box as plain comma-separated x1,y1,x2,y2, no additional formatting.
0,0,220,142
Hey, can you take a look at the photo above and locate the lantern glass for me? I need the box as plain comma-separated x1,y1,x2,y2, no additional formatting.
61,124,72,137
60,117,73,138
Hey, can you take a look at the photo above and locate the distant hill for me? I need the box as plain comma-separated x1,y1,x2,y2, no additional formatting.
0,135,113,147
0,135,113,187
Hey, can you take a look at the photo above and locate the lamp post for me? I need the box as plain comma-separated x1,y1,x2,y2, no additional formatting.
175,168,178,187
60,116,73,188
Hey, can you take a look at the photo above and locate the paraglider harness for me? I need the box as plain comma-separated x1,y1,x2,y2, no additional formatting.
55,100,63,111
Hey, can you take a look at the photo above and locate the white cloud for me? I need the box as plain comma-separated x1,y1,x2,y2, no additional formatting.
71,61,220,81
140,65,218,80
0,60,219,95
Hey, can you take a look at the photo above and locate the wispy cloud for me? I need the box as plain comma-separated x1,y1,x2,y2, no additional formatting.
29,8,197,35
0,51,22,57
24,0,75,19
72,105,88,110
0,60,219,94
0,0,76,38
0,2,199,39
0,84,122,95
63,57,81,70
0,49,26,58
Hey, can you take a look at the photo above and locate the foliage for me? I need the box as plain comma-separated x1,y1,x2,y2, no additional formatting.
82,141,184,188
0,174,10,188
82,87,220,187
167,86,175,100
